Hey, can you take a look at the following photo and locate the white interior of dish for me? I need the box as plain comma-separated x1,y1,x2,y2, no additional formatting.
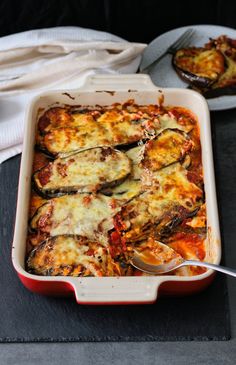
12,75,221,303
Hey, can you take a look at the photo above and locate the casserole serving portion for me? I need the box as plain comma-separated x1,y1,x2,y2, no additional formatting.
12,75,221,304
173,35,236,98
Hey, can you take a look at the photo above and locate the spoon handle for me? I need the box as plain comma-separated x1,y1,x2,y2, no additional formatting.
183,260,236,277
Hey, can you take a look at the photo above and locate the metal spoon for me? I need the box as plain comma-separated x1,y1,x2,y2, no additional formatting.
130,242,236,277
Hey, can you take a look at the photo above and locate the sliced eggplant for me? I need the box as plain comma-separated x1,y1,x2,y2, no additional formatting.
158,113,194,133
173,47,225,88
203,56,236,98
119,163,203,242
37,107,97,134
102,178,142,201
141,129,193,172
30,193,124,239
26,235,116,276
39,112,145,155
204,36,236,98
203,84,236,98
37,104,197,156
173,36,236,97
33,147,131,198
125,145,144,179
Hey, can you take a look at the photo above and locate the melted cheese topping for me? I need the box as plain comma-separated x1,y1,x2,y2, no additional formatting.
141,129,192,171
125,145,144,179
28,103,206,277
213,56,236,89
40,109,194,156
108,179,142,200
31,194,123,241
159,113,193,133
123,163,203,241
34,147,131,194
27,236,116,276
175,48,225,79
43,111,144,155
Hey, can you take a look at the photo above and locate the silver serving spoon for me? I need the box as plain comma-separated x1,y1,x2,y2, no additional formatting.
130,242,236,277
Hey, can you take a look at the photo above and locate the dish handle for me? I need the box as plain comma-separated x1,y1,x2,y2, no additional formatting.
70,277,163,304
79,74,158,92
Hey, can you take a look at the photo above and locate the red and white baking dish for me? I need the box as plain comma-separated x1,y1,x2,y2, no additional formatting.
12,74,221,304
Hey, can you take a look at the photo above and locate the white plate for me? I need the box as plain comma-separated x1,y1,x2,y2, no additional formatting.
140,25,236,111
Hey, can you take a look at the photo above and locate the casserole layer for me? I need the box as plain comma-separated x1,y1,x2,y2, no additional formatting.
27,101,206,277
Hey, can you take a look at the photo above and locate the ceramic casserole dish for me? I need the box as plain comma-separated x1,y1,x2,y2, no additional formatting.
12,74,221,304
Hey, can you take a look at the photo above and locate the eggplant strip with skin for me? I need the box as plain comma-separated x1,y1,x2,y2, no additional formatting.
125,145,144,180
173,48,225,88
27,102,206,278
118,163,203,243
102,178,142,200
39,113,145,156
202,56,236,97
173,36,236,97
29,193,126,240
102,130,193,200
204,35,236,96
37,106,194,156
27,235,118,276
141,129,193,172
33,147,131,198
37,107,97,134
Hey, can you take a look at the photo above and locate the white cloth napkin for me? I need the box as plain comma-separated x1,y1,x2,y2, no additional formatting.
0,26,146,163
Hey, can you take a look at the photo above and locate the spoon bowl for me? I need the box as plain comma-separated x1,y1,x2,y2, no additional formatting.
131,241,236,277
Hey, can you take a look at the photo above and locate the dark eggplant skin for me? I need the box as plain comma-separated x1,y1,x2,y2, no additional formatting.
26,235,110,277
172,47,225,89
118,163,203,243
173,63,215,89
203,85,236,98
28,201,49,233
32,175,130,199
202,56,236,98
158,207,200,237
28,192,126,236
32,179,77,199
35,144,56,159
32,147,132,199
141,128,193,172
173,37,236,97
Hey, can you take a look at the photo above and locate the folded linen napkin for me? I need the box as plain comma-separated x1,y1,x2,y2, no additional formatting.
0,26,146,163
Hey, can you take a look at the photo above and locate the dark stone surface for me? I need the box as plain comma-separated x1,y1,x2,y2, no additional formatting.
0,108,232,342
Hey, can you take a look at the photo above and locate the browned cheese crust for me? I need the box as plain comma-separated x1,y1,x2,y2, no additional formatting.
27,102,206,277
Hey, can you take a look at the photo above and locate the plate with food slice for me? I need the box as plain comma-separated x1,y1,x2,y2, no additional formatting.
141,25,236,110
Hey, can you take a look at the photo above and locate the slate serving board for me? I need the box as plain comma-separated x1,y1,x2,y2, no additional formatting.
0,130,231,341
